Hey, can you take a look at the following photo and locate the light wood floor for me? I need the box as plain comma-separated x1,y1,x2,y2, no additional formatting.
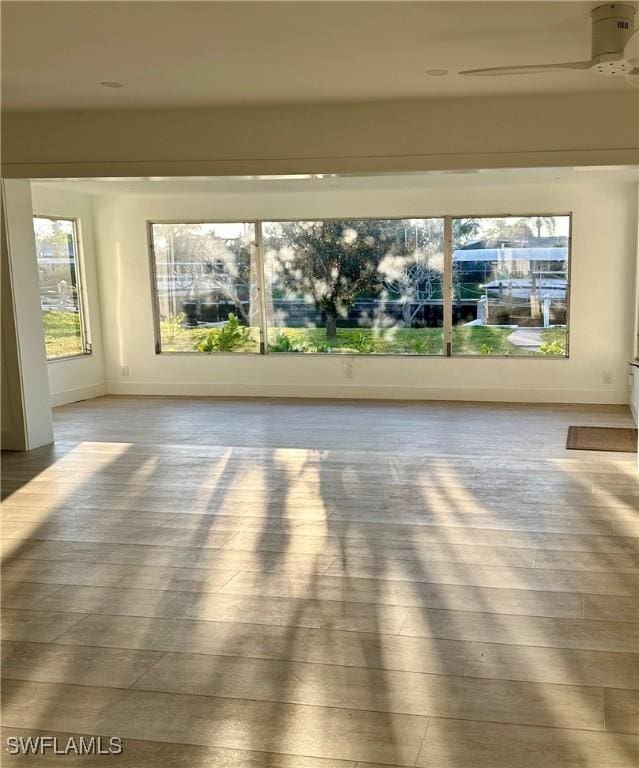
1,396,638,767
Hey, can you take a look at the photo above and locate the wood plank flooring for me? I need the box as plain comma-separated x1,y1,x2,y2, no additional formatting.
1,395,638,767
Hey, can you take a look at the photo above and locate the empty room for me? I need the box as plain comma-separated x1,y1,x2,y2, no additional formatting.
1,2,639,767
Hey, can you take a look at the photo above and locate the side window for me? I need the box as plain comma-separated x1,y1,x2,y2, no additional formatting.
33,216,91,360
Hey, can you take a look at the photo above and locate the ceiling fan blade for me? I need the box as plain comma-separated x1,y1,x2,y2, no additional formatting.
624,30,639,66
459,60,593,76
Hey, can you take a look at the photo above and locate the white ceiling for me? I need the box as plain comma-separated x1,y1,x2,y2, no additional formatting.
31,166,639,196
2,1,636,111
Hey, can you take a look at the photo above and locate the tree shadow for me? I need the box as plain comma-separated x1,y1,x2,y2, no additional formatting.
2,397,638,767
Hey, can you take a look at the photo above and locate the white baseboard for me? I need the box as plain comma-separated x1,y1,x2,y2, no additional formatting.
50,382,107,407
106,380,630,405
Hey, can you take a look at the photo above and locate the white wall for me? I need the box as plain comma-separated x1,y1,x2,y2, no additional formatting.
1,180,53,449
89,176,638,405
631,186,639,427
30,185,106,406
2,189,27,449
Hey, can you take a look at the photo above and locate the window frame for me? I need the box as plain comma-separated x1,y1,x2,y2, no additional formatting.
448,211,572,360
260,214,448,358
147,219,263,356
33,214,92,363
146,212,572,359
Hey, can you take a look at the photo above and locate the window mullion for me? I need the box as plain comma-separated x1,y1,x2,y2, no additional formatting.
443,215,453,357
73,219,91,356
255,221,269,354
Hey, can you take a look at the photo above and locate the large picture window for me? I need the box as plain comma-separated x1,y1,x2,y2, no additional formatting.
148,214,570,358
452,215,570,356
263,218,444,355
33,216,90,360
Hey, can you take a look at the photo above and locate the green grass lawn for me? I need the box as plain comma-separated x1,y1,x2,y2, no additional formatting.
159,316,567,356
269,327,444,354
453,326,566,356
42,311,84,359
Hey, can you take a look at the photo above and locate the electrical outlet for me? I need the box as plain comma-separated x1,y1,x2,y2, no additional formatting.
121,365,130,377
602,371,613,385
343,359,354,379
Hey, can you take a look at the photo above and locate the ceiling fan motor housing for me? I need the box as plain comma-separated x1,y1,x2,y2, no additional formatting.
591,3,636,72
